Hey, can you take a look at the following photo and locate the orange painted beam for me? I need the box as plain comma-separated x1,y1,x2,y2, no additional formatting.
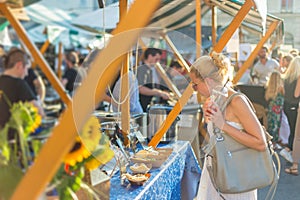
213,0,254,53
119,0,130,145
57,42,63,79
0,3,71,105
162,33,190,72
11,0,161,199
120,54,130,145
196,0,201,58
233,21,280,84
32,40,50,68
211,6,217,47
155,62,181,99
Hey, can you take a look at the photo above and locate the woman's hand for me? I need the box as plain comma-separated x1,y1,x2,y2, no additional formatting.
204,100,225,130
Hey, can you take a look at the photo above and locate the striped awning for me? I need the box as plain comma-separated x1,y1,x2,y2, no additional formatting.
149,0,283,38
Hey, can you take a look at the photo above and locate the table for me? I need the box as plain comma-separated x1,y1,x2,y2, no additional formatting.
110,141,201,200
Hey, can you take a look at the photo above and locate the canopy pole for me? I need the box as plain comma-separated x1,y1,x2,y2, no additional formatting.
11,0,161,199
211,5,217,47
31,39,51,68
213,0,254,53
0,3,71,105
155,62,181,99
196,0,201,58
119,0,130,145
57,42,63,79
232,21,280,84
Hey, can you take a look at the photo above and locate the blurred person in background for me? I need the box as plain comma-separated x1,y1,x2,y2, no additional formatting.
252,46,279,85
264,71,285,148
137,48,170,111
0,48,44,139
280,56,300,163
24,68,46,102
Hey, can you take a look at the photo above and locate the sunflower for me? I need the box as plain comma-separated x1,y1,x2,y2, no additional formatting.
64,137,91,166
79,116,101,152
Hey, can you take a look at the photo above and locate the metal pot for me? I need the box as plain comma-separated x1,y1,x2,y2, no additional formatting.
147,105,179,143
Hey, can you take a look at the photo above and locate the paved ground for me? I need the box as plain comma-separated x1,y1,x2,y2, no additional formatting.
258,152,300,200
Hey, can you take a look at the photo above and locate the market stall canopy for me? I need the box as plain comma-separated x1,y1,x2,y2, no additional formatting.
22,2,109,47
72,0,283,39
210,0,284,43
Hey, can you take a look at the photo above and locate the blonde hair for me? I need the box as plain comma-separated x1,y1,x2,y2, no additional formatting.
190,51,230,85
284,56,300,83
265,71,284,101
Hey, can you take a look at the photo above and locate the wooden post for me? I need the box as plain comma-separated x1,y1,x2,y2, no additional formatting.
162,33,190,72
11,0,161,199
196,0,201,58
211,6,217,47
119,0,130,145
213,0,254,53
155,62,181,99
232,21,280,84
57,42,63,79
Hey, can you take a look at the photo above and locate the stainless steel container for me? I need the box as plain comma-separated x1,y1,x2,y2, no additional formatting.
147,105,179,143
94,111,148,137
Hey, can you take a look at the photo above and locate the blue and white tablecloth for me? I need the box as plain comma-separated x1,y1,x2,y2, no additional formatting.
110,140,201,200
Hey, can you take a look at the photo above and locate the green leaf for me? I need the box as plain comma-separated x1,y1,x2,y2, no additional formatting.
0,165,23,200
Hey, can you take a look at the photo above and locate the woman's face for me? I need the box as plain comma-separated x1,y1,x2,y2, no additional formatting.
190,72,210,97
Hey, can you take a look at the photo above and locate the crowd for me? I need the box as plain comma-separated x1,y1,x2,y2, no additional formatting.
237,46,300,176
1,43,300,200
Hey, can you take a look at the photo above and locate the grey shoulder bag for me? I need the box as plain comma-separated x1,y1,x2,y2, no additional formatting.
206,92,280,199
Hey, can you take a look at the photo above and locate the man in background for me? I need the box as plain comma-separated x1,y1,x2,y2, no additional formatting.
252,46,279,85
137,48,170,111
0,48,44,138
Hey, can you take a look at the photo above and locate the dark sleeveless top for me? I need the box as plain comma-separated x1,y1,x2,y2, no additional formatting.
284,79,300,105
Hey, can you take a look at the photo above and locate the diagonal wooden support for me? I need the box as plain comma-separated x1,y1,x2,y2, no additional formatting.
11,0,161,199
232,21,280,84
148,84,194,147
0,3,71,105
162,33,191,72
155,62,181,99
213,0,254,53
32,39,50,68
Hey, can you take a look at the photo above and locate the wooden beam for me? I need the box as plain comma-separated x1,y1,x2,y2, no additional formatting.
120,54,130,146
119,0,130,145
155,62,181,99
232,21,280,84
0,3,71,105
211,6,217,47
11,0,161,199
162,33,190,72
196,0,201,58
57,42,63,79
148,84,194,147
40,39,50,55
213,0,254,53
32,40,50,68
119,0,128,21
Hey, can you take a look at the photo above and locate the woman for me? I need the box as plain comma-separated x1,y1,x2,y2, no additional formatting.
280,56,300,163
264,71,285,145
191,52,266,200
